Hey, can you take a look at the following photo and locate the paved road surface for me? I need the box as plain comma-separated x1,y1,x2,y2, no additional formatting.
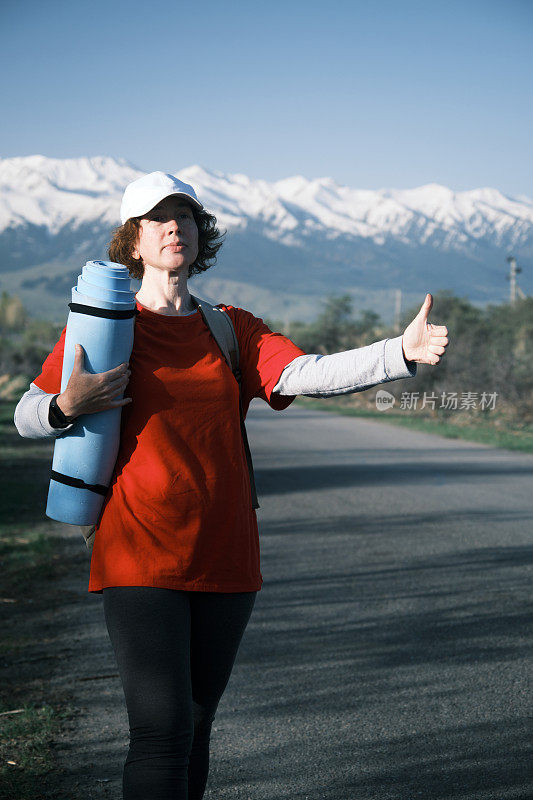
51,403,532,799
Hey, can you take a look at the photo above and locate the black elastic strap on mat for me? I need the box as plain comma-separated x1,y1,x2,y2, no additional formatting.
68,303,139,320
51,470,109,496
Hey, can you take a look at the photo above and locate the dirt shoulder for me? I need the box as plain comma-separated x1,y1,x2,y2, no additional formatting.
0,400,125,799
44,529,127,800
1,522,127,800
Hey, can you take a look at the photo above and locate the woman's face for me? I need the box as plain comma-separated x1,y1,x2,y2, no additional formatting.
133,196,199,274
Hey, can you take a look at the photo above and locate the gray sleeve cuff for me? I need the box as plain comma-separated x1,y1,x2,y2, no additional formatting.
14,383,75,439
384,336,417,380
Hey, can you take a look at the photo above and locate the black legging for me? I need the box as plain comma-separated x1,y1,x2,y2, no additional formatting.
103,587,257,800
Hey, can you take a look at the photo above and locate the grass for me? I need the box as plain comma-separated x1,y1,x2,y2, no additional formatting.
0,399,71,798
0,704,67,800
0,399,59,593
0,401,52,517
295,397,533,454
0,528,58,596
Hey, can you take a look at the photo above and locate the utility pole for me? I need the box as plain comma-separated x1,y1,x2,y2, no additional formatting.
394,289,402,333
506,256,522,305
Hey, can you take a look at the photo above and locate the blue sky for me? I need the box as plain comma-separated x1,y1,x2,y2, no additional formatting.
1,0,532,196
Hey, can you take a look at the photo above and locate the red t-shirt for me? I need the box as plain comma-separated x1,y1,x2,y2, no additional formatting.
33,301,304,593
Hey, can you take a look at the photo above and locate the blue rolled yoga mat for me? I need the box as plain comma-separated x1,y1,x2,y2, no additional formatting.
46,260,138,525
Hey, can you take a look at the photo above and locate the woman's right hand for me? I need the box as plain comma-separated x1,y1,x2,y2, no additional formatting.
56,344,132,420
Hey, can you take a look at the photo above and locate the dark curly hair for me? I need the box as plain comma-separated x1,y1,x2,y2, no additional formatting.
108,205,225,280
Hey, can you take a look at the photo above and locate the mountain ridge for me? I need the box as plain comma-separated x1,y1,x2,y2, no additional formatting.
0,155,531,323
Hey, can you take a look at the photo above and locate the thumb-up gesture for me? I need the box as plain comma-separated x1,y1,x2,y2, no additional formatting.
402,294,449,365
56,344,132,420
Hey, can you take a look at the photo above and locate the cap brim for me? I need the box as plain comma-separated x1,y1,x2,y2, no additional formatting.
120,189,203,224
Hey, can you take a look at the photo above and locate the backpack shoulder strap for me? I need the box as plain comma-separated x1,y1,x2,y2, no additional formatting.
192,295,259,509
192,296,239,375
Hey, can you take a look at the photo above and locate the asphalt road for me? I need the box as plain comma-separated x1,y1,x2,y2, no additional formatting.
52,402,533,800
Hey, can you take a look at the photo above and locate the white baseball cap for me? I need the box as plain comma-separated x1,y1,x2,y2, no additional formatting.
120,171,203,224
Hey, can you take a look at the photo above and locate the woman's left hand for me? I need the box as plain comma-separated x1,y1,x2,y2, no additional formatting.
402,293,449,365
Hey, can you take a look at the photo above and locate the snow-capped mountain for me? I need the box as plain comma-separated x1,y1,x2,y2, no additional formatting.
0,155,140,233
0,155,531,322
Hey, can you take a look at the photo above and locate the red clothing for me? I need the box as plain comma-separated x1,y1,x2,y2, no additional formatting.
33,302,304,593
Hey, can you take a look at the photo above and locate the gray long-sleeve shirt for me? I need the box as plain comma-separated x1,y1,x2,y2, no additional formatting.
14,335,415,439
272,335,415,397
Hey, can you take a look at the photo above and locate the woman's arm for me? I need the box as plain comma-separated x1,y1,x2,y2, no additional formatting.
273,335,414,397
14,383,76,438
14,344,132,439
274,294,448,398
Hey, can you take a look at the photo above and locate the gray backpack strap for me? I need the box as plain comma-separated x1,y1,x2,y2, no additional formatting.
192,296,239,372
192,296,259,510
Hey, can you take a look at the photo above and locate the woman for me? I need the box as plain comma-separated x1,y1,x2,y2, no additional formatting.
15,171,449,800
